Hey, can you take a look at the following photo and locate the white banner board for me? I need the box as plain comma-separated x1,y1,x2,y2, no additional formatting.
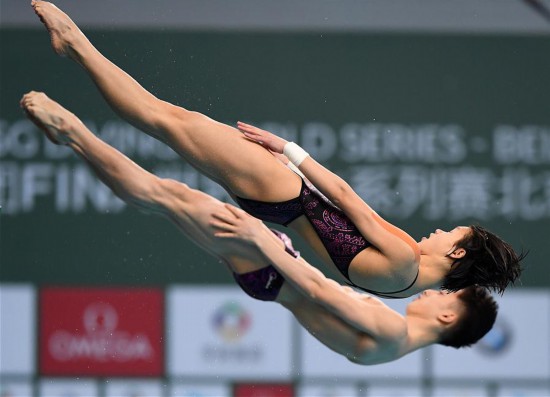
167,286,293,379
0,284,36,375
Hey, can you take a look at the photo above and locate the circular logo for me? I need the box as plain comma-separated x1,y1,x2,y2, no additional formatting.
476,318,513,355
212,301,251,342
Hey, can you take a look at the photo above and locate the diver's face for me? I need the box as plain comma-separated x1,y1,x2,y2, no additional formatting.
417,226,471,256
408,289,463,317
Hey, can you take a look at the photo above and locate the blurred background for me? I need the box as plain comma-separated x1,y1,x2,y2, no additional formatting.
1,0,550,396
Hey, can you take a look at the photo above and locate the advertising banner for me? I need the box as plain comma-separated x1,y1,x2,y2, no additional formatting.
39,379,98,397
366,384,422,397
498,386,550,396
0,381,33,397
233,383,294,397
0,284,35,375
1,31,549,290
167,286,293,378
39,287,164,376
170,383,231,397
432,384,489,396
104,379,164,397
432,290,550,379
298,383,360,397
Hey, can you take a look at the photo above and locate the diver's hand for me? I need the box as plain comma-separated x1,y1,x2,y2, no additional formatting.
237,121,287,154
211,203,267,245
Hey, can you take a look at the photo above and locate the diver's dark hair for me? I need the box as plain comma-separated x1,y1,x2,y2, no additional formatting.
438,285,498,349
442,225,526,294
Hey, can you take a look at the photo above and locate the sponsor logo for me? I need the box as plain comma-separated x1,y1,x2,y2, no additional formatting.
212,301,251,342
476,318,513,355
48,302,154,362
201,301,262,364
40,287,163,376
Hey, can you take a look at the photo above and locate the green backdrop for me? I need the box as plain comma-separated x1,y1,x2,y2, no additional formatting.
1,29,549,286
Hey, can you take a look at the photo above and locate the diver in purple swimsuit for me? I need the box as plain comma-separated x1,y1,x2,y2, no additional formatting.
236,176,420,298
23,88,498,364
32,0,524,298
237,122,525,297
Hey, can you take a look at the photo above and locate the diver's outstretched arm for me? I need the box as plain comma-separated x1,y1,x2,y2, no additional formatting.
237,122,419,266
211,204,407,341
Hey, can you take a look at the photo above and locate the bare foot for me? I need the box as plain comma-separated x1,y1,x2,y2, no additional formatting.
31,0,85,58
20,91,79,145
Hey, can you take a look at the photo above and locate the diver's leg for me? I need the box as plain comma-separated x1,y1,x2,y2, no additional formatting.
32,0,172,141
22,90,285,274
21,91,181,217
31,1,301,201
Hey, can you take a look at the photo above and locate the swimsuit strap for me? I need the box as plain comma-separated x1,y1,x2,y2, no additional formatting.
348,268,420,299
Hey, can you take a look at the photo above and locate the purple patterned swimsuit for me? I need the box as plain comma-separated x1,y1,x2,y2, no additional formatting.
236,178,419,298
236,179,370,281
233,229,299,301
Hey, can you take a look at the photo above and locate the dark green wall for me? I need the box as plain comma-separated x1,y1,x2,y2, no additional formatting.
1,30,549,286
